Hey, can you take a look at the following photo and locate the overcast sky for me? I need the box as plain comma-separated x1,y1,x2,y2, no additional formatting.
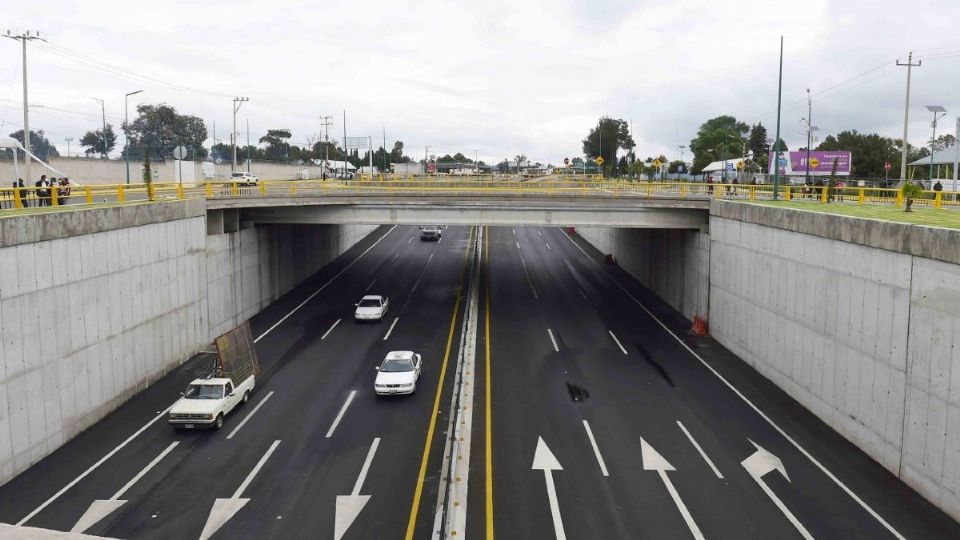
2,0,959,165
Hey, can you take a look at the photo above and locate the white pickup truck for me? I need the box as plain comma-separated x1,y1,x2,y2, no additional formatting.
168,375,255,430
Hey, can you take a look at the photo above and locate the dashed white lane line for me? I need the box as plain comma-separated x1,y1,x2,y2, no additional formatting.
383,317,400,341
326,390,358,438
254,225,398,343
439,236,443,244
516,241,520,249
559,228,906,540
577,287,588,300
537,230,542,237
234,440,281,498
545,242,552,251
582,420,610,477
321,319,342,340
512,228,516,235
17,404,176,525
676,421,724,479
227,391,275,440
408,237,413,244
521,258,539,300
365,278,377,291
608,330,628,355
547,328,560,352
392,252,400,262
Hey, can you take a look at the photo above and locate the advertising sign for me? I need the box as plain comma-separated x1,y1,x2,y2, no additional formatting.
768,151,851,176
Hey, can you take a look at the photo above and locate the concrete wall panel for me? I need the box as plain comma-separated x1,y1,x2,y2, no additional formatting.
0,204,376,487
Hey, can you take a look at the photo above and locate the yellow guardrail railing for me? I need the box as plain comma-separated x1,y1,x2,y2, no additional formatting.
0,178,957,211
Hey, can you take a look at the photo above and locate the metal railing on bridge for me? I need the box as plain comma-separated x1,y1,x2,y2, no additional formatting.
0,177,957,211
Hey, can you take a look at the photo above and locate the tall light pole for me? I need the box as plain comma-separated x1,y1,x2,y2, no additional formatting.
4,30,43,182
926,105,947,185
320,115,333,178
91,98,108,159
124,90,143,184
678,145,686,180
231,97,249,171
772,36,784,200
801,88,818,186
897,52,921,185
65,137,72,158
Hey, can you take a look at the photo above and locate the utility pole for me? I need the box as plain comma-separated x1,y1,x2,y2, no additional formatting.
246,118,251,172
124,89,143,184
91,98,108,159
65,137,72,158
801,88,818,186
772,36,784,200
382,126,387,176
678,145,685,180
4,30,43,183
231,97,249,171
897,52,921,185
342,110,347,178
320,115,333,179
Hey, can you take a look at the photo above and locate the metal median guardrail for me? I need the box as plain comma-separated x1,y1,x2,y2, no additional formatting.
0,176,957,211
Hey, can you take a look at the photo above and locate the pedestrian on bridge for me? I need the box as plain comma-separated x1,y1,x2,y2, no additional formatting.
58,177,71,206
35,175,49,207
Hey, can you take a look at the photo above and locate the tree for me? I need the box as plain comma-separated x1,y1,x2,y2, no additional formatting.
124,104,208,160
689,116,749,174
389,141,411,163
582,117,635,177
748,123,769,168
80,124,117,158
515,154,527,173
259,129,292,161
901,182,923,212
8,129,60,160
932,134,957,153
667,160,686,175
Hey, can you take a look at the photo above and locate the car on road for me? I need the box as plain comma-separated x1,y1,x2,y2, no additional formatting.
355,294,389,321
229,171,259,186
168,375,255,430
420,225,442,241
374,351,422,395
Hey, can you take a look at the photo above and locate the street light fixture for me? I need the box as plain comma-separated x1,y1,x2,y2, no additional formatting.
926,105,947,186
91,98,107,159
124,90,143,184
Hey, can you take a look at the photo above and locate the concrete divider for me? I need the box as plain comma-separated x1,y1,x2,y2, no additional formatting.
0,201,375,486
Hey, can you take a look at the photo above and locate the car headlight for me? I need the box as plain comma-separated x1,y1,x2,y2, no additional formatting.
204,414,213,420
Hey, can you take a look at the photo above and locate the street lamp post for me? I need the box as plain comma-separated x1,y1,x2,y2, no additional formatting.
231,97,249,171
678,145,685,180
926,105,947,186
91,98,108,159
124,90,143,184
3,30,43,184
65,137,72,158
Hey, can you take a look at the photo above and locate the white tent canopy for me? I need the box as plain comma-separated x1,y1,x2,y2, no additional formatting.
700,157,750,173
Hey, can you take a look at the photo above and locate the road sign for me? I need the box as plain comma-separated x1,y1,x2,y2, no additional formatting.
884,161,892,171
215,157,223,165
809,157,820,169
173,146,187,160
595,156,605,166
653,159,662,168
563,157,569,165
736,160,744,170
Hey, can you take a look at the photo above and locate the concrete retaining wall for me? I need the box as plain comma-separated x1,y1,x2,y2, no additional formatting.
577,227,710,321
0,202,375,486
709,200,960,520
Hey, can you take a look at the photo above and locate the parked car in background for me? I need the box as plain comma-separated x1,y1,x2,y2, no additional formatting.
374,351,422,395
229,171,259,186
355,295,389,321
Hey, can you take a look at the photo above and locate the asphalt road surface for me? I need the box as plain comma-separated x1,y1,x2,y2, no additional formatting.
0,225,958,539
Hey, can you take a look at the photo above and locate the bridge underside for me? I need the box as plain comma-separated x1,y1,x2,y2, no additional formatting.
207,197,709,230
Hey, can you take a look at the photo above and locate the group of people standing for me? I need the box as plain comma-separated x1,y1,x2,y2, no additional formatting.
5,175,72,208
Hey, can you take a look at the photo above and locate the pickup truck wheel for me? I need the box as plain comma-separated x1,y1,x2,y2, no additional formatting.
214,413,224,430
242,391,250,404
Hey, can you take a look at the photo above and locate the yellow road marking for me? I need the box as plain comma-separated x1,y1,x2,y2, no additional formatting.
404,226,474,540
485,226,495,539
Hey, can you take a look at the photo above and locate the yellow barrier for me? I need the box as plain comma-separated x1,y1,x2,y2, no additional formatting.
1,179,958,213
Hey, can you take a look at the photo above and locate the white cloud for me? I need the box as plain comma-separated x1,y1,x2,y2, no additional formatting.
1,0,958,166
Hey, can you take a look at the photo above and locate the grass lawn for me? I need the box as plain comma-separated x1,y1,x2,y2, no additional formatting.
746,200,960,230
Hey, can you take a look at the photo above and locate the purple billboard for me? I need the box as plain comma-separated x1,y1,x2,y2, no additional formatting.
768,151,851,176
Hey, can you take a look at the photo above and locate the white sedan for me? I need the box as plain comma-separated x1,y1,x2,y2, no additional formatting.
355,295,389,321
374,351,422,395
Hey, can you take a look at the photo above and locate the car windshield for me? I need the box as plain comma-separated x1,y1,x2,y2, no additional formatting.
183,384,224,399
381,358,414,372
231,173,244,177
423,226,437,231
359,299,381,308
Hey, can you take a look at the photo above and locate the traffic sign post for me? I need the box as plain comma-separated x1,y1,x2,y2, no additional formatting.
884,160,892,184
173,146,187,184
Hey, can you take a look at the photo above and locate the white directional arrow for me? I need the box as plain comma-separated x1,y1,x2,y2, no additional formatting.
532,436,566,540
741,440,814,540
199,440,280,540
640,437,705,540
71,441,179,533
335,437,380,540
